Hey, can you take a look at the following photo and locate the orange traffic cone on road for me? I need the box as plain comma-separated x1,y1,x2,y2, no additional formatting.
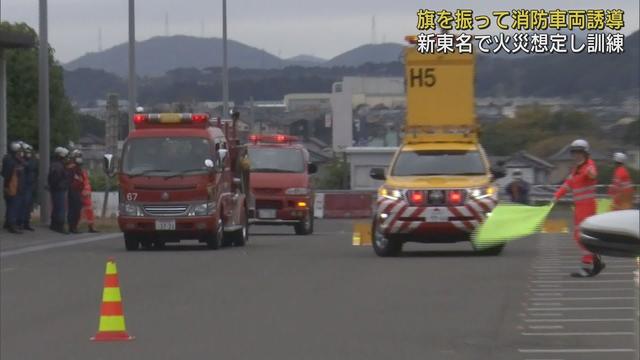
91,258,134,341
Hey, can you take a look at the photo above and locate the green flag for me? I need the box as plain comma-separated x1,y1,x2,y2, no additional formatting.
596,198,612,214
472,203,554,250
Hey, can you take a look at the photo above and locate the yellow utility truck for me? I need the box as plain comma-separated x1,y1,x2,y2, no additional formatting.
368,37,505,257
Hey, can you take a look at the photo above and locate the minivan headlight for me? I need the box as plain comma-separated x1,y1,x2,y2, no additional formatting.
469,186,496,199
378,186,403,200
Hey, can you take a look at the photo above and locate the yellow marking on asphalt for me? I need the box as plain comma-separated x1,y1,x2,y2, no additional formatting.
542,219,568,234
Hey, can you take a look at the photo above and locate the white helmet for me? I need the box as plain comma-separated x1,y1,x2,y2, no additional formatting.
9,141,22,153
613,152,627,163
54,147,69,157
569,139,590,153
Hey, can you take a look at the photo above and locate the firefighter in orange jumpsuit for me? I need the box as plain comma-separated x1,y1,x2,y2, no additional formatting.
553,139,605,278
608,152,635,211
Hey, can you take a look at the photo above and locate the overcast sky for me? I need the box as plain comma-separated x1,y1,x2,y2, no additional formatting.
2,0,638,63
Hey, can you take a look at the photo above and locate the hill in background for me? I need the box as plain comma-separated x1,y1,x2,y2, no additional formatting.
64,36,405,76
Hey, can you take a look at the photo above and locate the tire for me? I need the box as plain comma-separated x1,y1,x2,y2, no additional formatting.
124,233,140,251
140,238,154,250
206,219,224,250
474,244,505,256
231,214,249,247
371,220,402,257
294,212,314,235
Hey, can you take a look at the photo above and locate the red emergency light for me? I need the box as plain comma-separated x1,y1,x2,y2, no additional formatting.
133,114,148,124
132,113,210,128
407,190,425,206
248,134,299,144
448,190,463,205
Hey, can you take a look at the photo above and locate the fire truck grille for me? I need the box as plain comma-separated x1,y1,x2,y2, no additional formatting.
143,205,189,216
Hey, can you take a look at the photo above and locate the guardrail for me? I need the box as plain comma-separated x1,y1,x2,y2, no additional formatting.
525,184,640,205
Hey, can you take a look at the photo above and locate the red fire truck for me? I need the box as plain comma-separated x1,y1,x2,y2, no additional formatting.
246,134,317,235
104,112,249,250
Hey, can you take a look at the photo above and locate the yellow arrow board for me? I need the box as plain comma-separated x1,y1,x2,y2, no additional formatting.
404,49,476,132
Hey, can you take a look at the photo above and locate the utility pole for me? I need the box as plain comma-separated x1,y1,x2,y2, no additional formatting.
38,0,51,224
128,0,136,133
0,49,6,220
222,0,229,118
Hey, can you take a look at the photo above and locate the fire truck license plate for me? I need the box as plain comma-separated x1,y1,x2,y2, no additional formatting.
258,209,277,219
155,219,176,231
425,207,448,222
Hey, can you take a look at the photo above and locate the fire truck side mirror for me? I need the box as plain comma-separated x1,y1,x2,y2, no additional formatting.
103,154,114,176
370,168,386,181
307,163,318,174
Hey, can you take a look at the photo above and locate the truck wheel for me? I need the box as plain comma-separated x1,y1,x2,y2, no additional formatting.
372,220,402,257
124,233,140,251
140,238,154,250
474,244,505,256
231,215,249,247
206,219,224,250
294,213,314,235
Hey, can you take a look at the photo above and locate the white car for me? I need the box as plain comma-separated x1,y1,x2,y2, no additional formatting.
579,210,640,258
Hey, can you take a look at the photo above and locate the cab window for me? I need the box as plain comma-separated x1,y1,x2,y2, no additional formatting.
248,148,305,173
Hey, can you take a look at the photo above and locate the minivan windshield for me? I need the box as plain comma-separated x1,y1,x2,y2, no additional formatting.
248,147,305,173
392,150,486,176
121,137,212,176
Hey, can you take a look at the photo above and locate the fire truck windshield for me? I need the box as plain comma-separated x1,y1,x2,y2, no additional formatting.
121,137,212,176
248,147,305,173
392,150,486,176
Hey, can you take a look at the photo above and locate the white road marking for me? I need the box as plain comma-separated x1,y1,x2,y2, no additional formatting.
530,313,564,317
531,288,634,292
528,307,634,311
519,348,635,353
533,266,635,270
525,318,635,323
532,280,632,283
522,332,635,336
534,272,632,276
528,325,564,330
531,302,563,306
532,293,563,296
530,297,635,301
0,233,121,258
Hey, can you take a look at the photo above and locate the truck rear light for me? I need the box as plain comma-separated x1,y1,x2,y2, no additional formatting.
248,134,299,144
449,190,462,205
191,114,207,123
407,190,425,206
133,114,148,124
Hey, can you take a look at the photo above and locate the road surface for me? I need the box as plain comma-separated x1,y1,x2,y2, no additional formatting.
1,219,638,360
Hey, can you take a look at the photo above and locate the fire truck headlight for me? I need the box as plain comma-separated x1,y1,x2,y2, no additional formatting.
119,202,143,217
189,202,216,216
285,188,309,195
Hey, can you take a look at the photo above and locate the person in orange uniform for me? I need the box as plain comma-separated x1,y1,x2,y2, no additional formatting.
553,139,605,278
609,152,635,211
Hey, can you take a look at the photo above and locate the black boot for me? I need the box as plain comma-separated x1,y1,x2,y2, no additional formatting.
7,225,23,234
23,224,36,231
